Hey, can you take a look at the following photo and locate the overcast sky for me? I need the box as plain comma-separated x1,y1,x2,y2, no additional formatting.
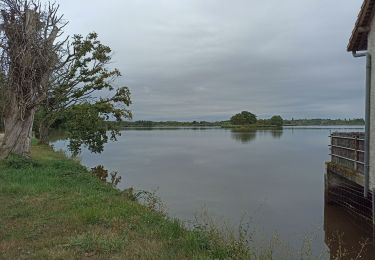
59,0,365,121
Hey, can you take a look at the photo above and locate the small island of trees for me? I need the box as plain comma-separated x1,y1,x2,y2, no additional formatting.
224,111,284,131
230,111,257,125
115,111,285,130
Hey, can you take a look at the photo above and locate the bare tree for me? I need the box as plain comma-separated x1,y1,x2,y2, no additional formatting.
0,0,66,158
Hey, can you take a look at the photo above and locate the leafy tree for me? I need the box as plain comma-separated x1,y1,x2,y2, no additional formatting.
230,111,257,125
270,116,283,127
35,33,132,155
63,102,129,155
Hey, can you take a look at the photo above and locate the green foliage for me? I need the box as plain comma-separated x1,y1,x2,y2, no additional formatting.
120,120,221,128
117,118,365,129
283,118,365,126
124,188,165,213
91,165,122,187
4,154,40,169
35,32,132,153
64,103,124,155
230,111,257,125
0,143,257,259
91,165,109,182
69,232,124,254
270,115,283,127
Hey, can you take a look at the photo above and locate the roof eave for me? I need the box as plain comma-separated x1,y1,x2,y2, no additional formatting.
347,0,375,52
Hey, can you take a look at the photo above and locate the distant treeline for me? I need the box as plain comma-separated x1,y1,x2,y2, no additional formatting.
283,118,365,126
117,120,224,128
112,118,365,128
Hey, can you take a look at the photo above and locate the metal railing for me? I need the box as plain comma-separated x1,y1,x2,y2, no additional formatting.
330,132,365,174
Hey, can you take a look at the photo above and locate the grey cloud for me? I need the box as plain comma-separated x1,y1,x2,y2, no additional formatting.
58,0,365,121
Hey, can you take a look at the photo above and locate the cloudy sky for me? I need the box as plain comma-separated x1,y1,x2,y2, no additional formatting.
59,0,365,121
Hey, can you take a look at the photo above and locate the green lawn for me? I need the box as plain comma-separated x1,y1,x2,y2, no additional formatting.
0,143,254,259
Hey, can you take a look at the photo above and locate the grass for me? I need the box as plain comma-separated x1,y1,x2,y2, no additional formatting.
0,142,258,259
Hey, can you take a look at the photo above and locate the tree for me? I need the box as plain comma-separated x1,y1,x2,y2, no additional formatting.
230,111,257,125
63,102,131,155
270,115,283,127
0,72,5,132
35,32,132,155
0,0,65,159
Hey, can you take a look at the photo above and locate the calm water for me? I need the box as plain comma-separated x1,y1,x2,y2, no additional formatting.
53,126,375,259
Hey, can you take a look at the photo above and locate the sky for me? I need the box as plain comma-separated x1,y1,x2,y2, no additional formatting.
59,0,365,121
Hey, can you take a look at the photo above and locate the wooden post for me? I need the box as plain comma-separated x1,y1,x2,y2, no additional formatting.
330,133,334,163
354,136,358,171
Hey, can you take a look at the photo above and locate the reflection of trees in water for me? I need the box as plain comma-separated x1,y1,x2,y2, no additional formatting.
47,129,69,143
271,130,283,139
257,129,283,139
231,131,257,143
231,129,284,143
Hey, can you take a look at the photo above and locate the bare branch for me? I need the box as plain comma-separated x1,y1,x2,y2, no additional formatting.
0,0,66,119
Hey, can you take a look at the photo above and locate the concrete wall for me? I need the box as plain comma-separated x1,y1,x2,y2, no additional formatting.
367,17,375,190
325,170,374,221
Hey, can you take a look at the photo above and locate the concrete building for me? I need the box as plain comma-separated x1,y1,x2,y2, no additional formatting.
348,0,375,193
325,0,375,224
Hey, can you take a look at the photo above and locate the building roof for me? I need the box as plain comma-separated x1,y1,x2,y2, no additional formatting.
348,0,375,52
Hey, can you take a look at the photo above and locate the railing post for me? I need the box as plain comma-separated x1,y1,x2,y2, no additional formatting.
329,133,366,174
331,133,336,164
354,136,358,171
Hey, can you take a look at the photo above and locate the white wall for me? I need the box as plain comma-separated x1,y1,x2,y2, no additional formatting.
366,18,375,190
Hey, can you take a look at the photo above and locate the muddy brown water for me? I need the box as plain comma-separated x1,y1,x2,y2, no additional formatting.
53,126,375,259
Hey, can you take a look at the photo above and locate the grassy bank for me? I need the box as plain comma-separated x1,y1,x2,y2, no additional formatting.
0,143,254,259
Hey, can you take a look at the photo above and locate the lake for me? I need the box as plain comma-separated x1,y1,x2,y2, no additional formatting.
52,126,375,259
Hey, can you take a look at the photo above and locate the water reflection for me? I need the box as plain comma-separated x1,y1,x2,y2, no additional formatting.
48,129,68,143
324,202,375,259
230,130,257,143
230,129,283,143
271,130,283,139
52,127,368,256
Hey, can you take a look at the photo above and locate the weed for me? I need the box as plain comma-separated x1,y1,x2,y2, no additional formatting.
69,232,124,254
91,165,109,182
91,165,122,187
122,188,165,213
4,154,40,169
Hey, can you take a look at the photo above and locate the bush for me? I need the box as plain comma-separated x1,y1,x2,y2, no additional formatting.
270,116,283,127
91,165,122,187
4,154,40,169
230,111,257,125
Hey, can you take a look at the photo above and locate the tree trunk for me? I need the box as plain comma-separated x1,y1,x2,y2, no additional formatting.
38,122,49,145
0,107,35,159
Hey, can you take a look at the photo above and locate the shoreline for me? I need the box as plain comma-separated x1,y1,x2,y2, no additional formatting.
0,142,254,259
119,125,365,131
